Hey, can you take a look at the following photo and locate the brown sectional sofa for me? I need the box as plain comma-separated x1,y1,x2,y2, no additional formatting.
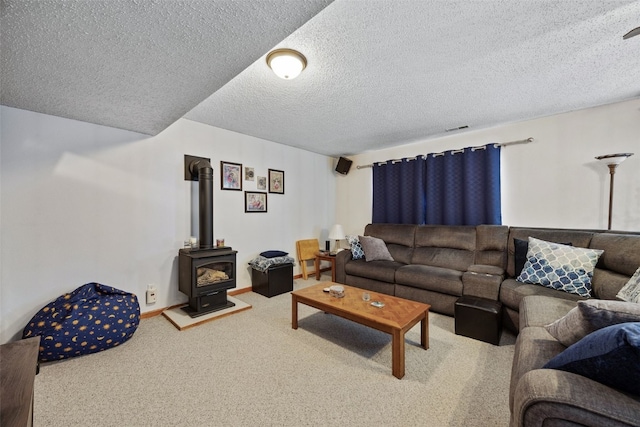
335,223,640,427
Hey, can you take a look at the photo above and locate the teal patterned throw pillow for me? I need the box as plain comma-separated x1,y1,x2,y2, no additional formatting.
346,235,365,260
516,237,603,297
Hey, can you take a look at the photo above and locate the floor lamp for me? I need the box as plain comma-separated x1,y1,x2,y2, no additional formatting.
595,153,634,230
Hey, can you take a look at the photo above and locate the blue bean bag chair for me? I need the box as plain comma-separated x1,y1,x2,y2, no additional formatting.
23,283,140,362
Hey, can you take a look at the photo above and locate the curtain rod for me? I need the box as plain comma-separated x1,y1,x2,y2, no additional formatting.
355,137,534,169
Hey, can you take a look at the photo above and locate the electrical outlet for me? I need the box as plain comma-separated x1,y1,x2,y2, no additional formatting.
146,285,157,304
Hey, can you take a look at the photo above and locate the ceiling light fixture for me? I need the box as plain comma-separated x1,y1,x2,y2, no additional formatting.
266,48,307,80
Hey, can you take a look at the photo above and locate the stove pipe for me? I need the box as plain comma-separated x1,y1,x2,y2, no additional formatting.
188,158,214,250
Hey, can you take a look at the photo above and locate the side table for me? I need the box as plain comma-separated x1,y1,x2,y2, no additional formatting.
1,336,40,427
314,252,336,282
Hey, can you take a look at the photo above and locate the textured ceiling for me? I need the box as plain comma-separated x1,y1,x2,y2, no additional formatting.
1,0,333,135
2,1,640,157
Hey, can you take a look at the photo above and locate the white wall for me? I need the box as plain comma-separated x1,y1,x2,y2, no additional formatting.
0,107,337,343
337,98,640,237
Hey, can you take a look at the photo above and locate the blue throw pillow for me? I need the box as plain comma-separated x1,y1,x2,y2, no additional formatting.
260,250,288,258
543,322,640,396
345,235,365,260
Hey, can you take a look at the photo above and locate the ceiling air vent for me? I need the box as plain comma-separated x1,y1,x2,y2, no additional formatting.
445,125,469,132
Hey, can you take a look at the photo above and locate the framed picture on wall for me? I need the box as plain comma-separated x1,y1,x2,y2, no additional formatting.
245,191,267,213
268,169,284,194
257,176,267,190
221,161,242,191
245,167,254,181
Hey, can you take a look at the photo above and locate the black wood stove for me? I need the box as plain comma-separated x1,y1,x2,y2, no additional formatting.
179,155,237,317
178,247,237,317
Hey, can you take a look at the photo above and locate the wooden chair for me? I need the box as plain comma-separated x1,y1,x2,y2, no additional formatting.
296,239,319,280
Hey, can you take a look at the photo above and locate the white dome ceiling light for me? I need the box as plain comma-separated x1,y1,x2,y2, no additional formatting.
266,49,307,80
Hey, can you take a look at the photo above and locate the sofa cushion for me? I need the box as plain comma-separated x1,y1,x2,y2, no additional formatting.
500,278,583,313
395,264,463,296
589,233,640,277
364,223,416,247
474,225,509,269
592,268,633,300
617,266,640,303
345,235,365,260
412,226,476,271
344,259,403,283
519,295,578,329
543,322,640,396
385,243,414,265
545,299,640,347
516,237,603,297
358,235,394,262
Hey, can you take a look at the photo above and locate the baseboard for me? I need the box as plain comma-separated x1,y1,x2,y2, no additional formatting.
294,267,330,280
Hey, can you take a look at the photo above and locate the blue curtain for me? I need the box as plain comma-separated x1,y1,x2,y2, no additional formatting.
372,145,501,226
372,158,426,224
425,145,501,225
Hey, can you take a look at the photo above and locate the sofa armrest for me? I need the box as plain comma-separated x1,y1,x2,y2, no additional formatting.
511,369,640,427
462,264,504,300
335,249,352,284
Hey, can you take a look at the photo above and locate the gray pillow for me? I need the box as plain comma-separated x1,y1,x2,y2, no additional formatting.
545,299,640,347
617,266,640,303
358,235,394,262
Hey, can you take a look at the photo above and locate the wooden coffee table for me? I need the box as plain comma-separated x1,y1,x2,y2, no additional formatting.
291,282,430,379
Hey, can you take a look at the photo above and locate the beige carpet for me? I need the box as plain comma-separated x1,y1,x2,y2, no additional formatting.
34,277,516,426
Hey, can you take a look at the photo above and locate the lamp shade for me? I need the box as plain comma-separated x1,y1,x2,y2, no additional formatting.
595,153,634,166
328,224,345,240
266,49,307,80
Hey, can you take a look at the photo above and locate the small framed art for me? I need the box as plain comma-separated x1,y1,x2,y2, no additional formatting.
257,176,267,191
245,167,254,181
268,169,284,194
245,191,267,213
221,161,242,191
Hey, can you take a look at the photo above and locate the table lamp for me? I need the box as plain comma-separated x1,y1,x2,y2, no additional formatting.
328,224,346,255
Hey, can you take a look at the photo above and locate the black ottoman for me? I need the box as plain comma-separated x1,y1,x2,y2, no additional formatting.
454,295,502,345
251,263,293,297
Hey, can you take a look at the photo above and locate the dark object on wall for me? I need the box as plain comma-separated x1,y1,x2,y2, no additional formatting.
335,157,353,175
184,155,214,249
251,263,293,297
